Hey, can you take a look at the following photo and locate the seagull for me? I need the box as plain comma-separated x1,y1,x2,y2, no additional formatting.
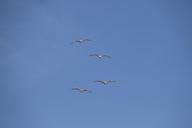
93,80,116,85
90,53,111,59
72,87,92,93
71,38,92,44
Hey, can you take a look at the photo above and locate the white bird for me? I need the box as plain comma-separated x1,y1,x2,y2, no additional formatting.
71,38,92,44
90,53,111,59
72,87,92,93
93,80,116,85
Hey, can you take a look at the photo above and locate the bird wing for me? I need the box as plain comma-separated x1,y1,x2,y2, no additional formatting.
84,89,92,93
108,80,116,83
84,38,92,41
72,87,80,90
70,39,80,44
103,55,111,58
90,54,97,56
94,80,105,84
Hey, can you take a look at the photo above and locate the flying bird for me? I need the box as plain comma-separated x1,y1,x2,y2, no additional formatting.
71,38,92,44
90,53,111,59
93,80,116,85
72,87,92,93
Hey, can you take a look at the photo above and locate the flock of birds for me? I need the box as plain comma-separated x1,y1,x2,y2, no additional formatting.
71,37,116,94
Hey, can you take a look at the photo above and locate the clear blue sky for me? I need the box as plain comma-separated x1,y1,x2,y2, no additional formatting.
0,0,191,128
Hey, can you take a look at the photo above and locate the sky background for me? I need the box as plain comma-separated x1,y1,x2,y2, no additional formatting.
0,0,191,128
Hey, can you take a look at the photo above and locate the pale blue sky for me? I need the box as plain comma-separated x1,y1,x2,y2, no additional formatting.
0,0,191,128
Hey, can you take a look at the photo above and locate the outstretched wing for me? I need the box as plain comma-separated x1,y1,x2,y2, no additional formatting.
83,38,92,41
94,80,105,84
90,54,96,56
84,89,92,93
70,40,79,44
72,87,80,91
108,80,116,83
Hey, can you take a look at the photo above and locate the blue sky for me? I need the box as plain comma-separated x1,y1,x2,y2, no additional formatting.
0,0,191,128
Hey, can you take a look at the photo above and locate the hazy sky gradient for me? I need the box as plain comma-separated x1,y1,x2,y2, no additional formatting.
0,0,191,128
